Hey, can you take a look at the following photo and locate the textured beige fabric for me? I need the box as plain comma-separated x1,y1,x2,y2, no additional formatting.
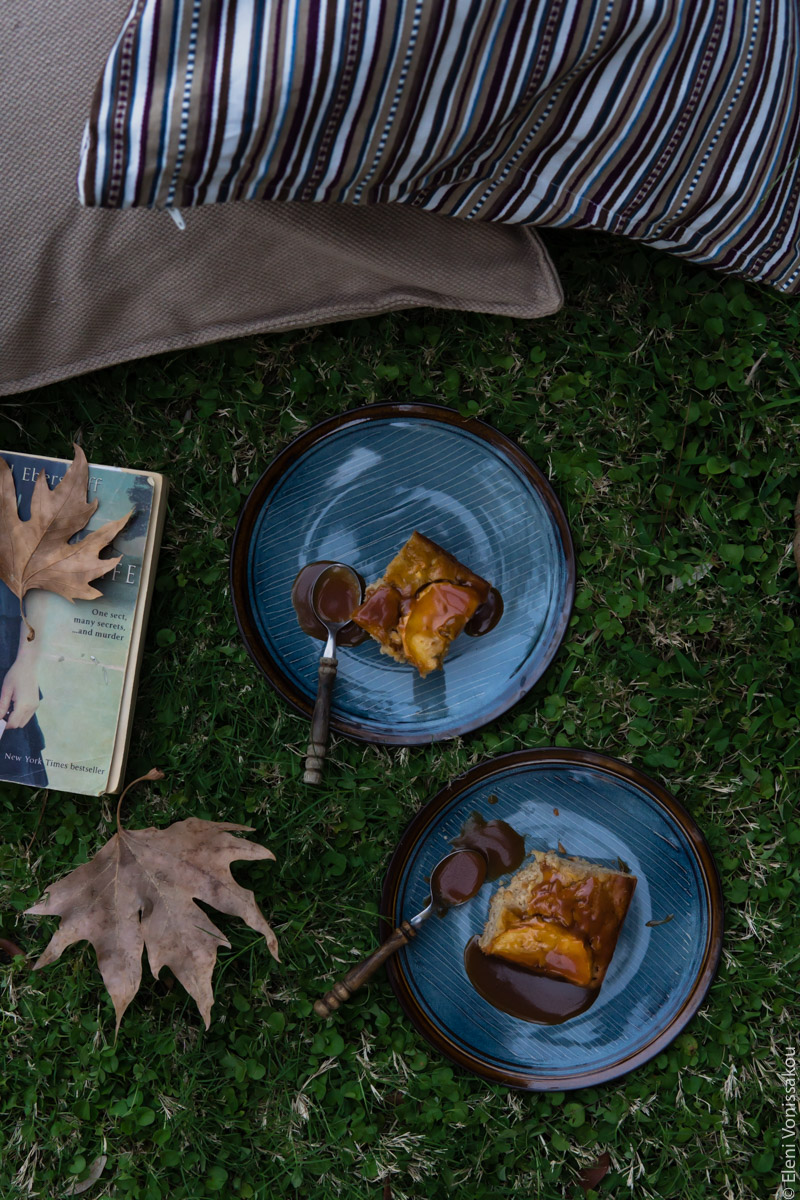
0,0,563,397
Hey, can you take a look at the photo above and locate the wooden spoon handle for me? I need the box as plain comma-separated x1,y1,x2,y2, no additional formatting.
303,656,338,785
314,921,417,1018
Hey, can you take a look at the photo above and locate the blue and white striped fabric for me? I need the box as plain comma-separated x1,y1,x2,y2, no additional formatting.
79,0,800,291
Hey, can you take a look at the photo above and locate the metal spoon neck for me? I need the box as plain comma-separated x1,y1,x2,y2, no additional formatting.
323,628,337,658
409,902,435,929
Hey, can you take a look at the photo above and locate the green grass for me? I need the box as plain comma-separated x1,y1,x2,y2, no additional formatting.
1,229,798,1200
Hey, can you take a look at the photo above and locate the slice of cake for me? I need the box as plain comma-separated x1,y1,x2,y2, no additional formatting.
351,531,491,676
478,851,637,988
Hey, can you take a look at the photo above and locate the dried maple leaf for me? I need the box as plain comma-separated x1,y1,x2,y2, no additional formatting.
0,444,131,637
577,1151,611,1195
26,790,279,1031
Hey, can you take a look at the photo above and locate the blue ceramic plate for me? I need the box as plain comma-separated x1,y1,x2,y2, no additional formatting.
382,749,723,1089
231,404,575,744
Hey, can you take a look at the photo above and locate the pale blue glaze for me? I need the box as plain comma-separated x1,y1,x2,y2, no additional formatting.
389,757,716,1086
246,414,573,742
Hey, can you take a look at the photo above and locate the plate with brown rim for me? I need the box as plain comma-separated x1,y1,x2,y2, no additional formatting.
381,748,724,1089
230,403,575,744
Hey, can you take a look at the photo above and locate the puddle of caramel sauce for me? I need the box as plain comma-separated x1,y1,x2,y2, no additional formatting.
292,562,368,647
465,587,504,637
451,811,525,880
464,936,598,1024
431,850,487,914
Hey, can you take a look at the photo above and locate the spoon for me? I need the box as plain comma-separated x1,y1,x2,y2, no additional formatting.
303,563,364,785
313,848,487,1018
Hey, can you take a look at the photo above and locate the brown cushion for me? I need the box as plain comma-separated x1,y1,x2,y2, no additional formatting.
0,0,562,397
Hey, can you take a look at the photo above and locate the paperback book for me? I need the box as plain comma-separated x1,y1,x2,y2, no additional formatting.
0,450,168,795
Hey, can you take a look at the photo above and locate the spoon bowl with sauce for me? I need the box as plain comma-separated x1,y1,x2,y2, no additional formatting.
302,563,364,785
314,848,487,1018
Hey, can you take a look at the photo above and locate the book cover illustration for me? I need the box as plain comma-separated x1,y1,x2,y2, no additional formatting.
0,452,155,796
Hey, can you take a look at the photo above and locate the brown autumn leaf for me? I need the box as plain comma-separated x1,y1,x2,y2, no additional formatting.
577,1151,611,1195
0,936,27,962
25,812,279,1031
0,444,131,637
64,1154,107,1197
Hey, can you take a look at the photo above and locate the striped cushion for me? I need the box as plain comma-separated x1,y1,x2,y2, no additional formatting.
80,0,800,291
